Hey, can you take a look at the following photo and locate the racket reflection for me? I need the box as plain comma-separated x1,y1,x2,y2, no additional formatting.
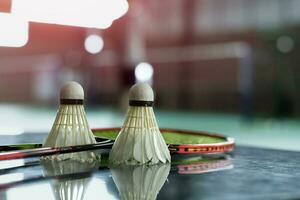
173,154,233,175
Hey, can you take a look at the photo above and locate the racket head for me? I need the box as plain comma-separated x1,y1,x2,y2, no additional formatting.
92,128,234,155
0,128,234,155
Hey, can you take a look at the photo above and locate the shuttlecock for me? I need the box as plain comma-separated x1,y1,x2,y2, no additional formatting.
41,159,99,200
43,81,98,162
109,83,171,165
111,164,170,200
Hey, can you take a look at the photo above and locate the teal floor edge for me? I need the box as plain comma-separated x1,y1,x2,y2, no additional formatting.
0,104,299,151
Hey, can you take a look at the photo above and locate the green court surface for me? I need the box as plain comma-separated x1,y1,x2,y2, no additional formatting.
94,129,225,144
0,104,299,151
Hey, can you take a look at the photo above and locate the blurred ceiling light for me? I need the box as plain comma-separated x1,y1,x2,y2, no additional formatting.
0,12,28,47
84,34,104,54
135,62,154,83
12,0,129,29
276,36,294,54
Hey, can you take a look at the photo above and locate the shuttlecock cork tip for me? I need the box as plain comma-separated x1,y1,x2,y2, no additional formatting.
129,83,154,102
60,81,84,100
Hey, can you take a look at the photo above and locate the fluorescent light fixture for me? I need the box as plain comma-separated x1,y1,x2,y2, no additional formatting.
12,0,129,29
0,12,28,47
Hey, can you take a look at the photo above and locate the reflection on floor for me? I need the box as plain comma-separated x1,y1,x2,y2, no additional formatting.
0,104,299,151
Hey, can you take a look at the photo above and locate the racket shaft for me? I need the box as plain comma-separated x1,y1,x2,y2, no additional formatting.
0,142,113,161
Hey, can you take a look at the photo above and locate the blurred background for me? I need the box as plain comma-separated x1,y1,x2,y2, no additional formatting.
0,0,299,150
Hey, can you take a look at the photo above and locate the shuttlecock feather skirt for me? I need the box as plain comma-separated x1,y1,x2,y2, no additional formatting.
43,105,98,162
109,106,171,165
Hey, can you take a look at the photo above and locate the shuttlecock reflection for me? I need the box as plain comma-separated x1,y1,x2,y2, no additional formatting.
111,164,170,200
41,159,100,200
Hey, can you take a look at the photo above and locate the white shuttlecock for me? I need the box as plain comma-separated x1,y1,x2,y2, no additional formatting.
43,81,98,162
42,159,99,200
109,83,171,165
111,164,170,200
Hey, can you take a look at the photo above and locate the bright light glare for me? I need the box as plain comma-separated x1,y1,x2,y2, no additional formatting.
0,13,28,47
84,35,104,54
135,62,154,83
0,126,24,135
12,0,129,29
0,160,24,170
7,183,54,200
84,178,117,199
0,173,24,184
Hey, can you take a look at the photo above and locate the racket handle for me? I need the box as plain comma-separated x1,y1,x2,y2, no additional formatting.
0,142,113,161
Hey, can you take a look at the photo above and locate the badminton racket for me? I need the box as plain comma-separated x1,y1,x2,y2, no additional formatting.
0,128,234,161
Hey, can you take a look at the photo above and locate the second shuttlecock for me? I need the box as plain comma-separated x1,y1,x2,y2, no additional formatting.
43,81,99,162
109,83,171,165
